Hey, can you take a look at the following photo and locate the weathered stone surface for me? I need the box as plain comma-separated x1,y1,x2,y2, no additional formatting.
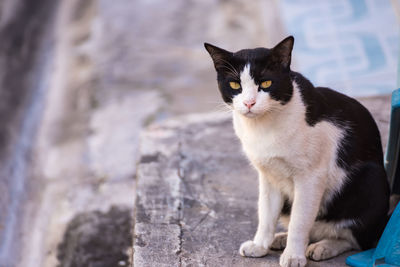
57,206,132,267
134,223,181,267
134,96,391,267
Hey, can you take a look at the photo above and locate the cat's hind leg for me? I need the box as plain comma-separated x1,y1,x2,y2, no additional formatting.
306,239,354,261
270,232,287,250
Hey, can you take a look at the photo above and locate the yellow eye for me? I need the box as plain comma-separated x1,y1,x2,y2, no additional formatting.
229,82,241,90
260,80,272,89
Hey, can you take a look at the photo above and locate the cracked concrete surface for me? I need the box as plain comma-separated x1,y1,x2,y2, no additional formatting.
134,96,391,267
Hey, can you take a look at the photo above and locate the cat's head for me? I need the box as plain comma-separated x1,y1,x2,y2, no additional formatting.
205,36,294,118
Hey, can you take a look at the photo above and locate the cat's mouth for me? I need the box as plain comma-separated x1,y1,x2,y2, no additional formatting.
243,110,258,118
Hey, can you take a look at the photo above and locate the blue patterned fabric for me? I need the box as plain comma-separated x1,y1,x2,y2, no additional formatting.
281,0,399,96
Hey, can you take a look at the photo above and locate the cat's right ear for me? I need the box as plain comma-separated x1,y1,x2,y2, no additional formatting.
204,43,233,70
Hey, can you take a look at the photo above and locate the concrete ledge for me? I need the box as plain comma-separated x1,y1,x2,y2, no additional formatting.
134,96,391,267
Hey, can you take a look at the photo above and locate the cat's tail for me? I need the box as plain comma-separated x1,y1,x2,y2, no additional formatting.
388,194,400,215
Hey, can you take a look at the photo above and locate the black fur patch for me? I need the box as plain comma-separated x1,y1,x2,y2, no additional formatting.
282,71,389,249
291,71,389,249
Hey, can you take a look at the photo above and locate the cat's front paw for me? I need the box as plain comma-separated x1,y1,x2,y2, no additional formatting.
239,240,268,257
279,248,307,267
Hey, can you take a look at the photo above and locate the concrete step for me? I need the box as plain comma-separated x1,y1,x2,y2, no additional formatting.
133,95,391,267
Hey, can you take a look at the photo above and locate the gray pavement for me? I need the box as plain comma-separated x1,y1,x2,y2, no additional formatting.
134,96,391,267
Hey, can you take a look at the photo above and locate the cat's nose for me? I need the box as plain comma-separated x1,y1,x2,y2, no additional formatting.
243,99,256,109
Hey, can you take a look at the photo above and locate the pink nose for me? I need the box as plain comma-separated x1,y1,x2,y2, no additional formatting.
244,99,256,109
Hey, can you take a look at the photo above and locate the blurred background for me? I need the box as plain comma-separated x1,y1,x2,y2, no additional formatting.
0,0,398,266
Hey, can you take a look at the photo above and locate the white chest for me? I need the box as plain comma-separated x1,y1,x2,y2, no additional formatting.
231,84,349,210
233,107,347,200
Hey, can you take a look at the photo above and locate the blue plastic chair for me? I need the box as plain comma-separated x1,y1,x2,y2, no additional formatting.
346,89,400,267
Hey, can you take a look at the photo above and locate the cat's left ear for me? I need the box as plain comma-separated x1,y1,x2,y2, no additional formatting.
272,36,294,70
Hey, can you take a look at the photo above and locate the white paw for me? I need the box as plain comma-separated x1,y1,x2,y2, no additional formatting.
279,248,307,267
270,232,287,250
306,242,334,261
239,240,268,257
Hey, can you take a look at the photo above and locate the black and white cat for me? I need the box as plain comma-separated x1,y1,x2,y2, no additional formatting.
205,36,390,267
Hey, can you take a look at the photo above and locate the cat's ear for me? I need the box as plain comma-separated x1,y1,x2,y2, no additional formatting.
204,43,233,70
272,36,294,70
